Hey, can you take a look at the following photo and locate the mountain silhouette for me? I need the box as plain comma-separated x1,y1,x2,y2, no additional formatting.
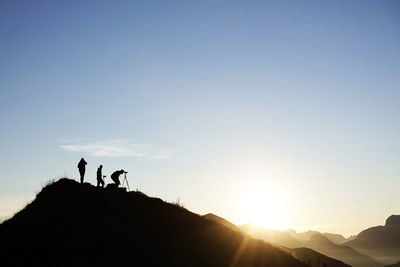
306,233,382,267
345,215,400,264
287,229,354,245
204,215,351,267
241,224,382,267
290,247,351,267
204,213,241,232
240,223,304,248
323,233,356,245
0,178,309,267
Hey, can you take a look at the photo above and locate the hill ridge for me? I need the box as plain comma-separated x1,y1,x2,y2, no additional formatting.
0,178,308,267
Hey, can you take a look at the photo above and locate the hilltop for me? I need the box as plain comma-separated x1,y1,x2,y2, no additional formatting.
0,178,309,267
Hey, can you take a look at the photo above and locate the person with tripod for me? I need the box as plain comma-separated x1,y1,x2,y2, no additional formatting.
110,169,125,187
96,165,105,187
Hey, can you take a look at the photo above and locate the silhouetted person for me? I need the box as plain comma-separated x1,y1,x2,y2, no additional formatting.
110,169,125,187
77,158,87,184
97,165,104,187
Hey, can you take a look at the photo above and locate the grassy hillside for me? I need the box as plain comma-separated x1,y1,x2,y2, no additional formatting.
0,178,309,267
204,213,241,232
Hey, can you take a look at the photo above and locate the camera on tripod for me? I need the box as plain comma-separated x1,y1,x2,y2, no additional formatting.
121,170,130,191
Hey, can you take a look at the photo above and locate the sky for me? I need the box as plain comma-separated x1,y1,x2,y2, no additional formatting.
0,0,399,236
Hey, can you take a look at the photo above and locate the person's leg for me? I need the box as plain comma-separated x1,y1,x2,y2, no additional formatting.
79,169,84,183
111,176,119,186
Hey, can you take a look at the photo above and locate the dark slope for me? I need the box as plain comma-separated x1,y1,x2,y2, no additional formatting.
204,213,241,232
345,215,400,264
291,247,351,267
0,178,309,267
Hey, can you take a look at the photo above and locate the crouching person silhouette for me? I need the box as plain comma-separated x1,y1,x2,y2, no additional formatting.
77,158,87,184
110,169,125,187
97,165,105,187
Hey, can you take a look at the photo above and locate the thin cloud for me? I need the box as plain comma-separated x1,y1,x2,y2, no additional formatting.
60,140,174,159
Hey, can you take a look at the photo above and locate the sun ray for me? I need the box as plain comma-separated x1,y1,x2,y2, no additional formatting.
229,235,250,267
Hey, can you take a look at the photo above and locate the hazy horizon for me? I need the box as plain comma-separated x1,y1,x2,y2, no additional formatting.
1,0,399,237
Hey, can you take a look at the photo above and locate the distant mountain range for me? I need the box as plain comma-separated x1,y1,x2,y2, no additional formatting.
304,233,381,267
206,213,400,267
345,215,400,264
0,178,309,267
239,223,381,267
286,229,356,245
206,215,350,267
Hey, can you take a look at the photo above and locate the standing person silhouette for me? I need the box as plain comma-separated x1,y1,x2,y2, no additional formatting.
110,169,125,187
77,158,87,184
97,165,104,187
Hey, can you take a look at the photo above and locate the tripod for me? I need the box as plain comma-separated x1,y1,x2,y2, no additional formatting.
121,172,130,191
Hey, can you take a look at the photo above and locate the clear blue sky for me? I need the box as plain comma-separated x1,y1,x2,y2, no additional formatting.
1,0,399,235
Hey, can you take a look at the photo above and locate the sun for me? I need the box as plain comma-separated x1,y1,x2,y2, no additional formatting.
241,188,287,230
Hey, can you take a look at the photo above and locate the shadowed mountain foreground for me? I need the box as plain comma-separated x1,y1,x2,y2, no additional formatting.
290,248,350,267
0,178,309,267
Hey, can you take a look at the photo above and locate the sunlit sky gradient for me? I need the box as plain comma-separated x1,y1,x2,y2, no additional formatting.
1,1,399,236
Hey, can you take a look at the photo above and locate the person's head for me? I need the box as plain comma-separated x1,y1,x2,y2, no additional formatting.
100,165,103,169
121,169,124,173
81,158,84,161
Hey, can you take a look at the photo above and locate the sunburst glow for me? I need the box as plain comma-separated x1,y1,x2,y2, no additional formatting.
241,188,287,230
